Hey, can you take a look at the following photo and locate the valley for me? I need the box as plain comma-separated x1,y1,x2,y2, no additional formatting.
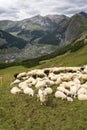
1,12,87,63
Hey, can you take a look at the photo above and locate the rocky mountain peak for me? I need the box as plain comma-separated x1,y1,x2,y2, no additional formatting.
79,11,87,18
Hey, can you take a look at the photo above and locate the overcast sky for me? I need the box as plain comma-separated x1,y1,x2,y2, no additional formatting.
0,0,87,21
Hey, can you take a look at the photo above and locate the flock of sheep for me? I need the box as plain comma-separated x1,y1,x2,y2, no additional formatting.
10,66,87,105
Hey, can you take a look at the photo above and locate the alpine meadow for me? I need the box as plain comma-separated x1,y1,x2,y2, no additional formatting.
0,0,87,130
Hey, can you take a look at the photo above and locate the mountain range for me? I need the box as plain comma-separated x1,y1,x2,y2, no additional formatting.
0,11,87,62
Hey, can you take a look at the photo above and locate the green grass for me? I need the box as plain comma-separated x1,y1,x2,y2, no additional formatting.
39,45,87,68
1,36,87,129
26,24,44,31
0,63,87,130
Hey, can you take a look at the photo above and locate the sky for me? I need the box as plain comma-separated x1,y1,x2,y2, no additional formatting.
0,0,87,21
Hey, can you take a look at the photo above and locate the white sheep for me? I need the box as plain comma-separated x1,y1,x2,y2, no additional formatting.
17,72,27,79
10,86,22,94
22,76,29,80
50,67,60,73
36,69,46,77
18,81,29,90
61,73,73,82
81,74,87,82
72,72,82,79
55,91,67,100
78,94,87,100
72,78,80,85
35,80,46,89
55,77,62,85
44,87,53,94
25,77,37,86
81,82,87,89
23,87,34,96
48,73,58,81
66,97,73,102
70,83,80,98
77,87,87,95
27,69,46,78
10,79,20,85
43,78,54,87
37,89,48,105
57,86,71,96
59,82,70,89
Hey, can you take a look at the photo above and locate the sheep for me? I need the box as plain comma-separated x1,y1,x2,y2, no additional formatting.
57,86,71,96
81,82,87,89
72,72,82,79
23,87,34,96
44,87,53,94
78,94,87,100
72,78,80,85
25,77,37,86
66,97,73,102
17,72,27,79
27,69,46,78
61,73,73,82
36,77,43,81
10,87,22,94
39,93,48,105
22,76,29,80
70,83,80,98
77,87,87,95
80,74,87,83
59,82,70,89
69,67,80,72
37,89,48,105
48,73,55,81
48,73,59,81
50,67,74,73
55,91,67,100
50,67,60,73
10,79,21,85
35,69,46,78
47,80,54,87
35,80,47,89
10,66,87,103
43,77,54,87
18,81,29,90
55,77,62,85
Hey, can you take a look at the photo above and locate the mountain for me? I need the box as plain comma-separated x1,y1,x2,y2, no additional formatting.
0,14,67,34
79,12,87,18
62,13,87,45
39,12,87,46
0,12,87,62
0,15,68,42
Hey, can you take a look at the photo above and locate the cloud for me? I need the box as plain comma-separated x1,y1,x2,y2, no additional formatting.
0,0,87,20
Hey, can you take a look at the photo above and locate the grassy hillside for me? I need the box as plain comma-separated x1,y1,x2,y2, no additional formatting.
0,30,27,50
0,33,87,129
0,65,87,130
